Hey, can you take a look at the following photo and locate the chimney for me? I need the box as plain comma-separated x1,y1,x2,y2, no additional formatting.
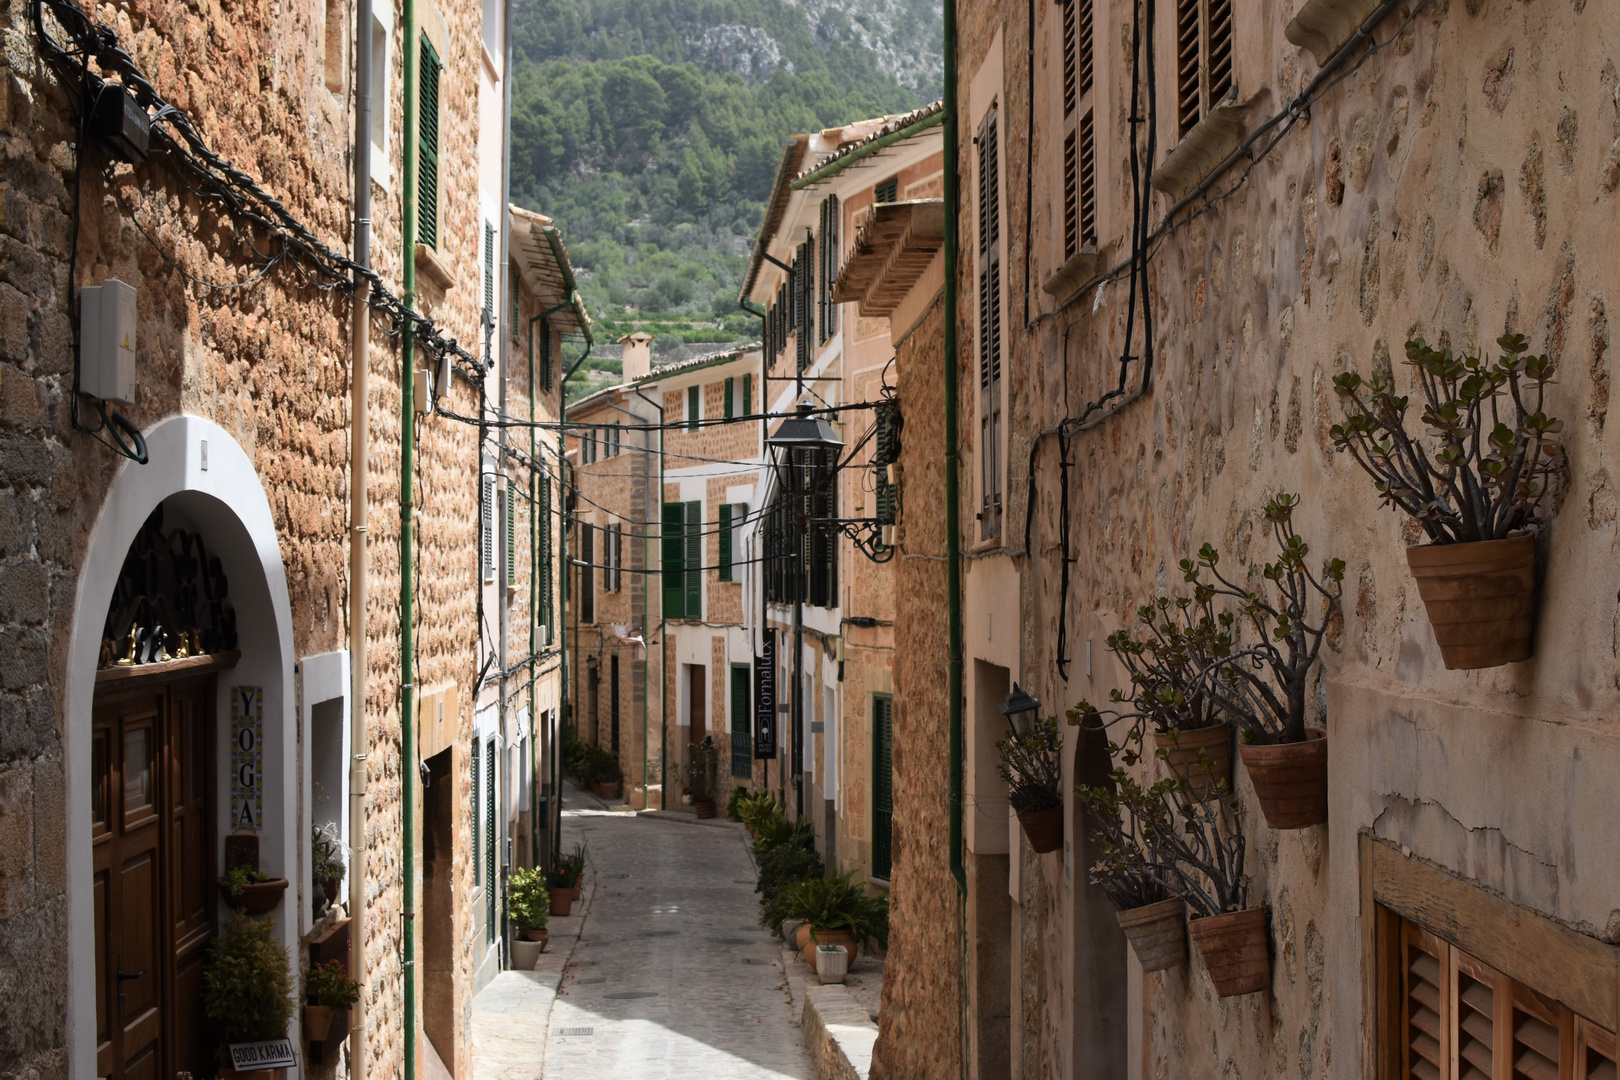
619,331,653,383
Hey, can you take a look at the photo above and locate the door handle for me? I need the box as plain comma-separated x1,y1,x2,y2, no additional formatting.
116,961,145,1016
116,967,146,982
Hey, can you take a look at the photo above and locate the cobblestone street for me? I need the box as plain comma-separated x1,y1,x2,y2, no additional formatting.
472,785,812,1079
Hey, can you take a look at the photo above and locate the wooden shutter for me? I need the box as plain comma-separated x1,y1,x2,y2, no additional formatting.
483,220,496,319
1581,1023,1618,1080
1176,0,1202,136
1208,0,1234,106
976,105,1003,540
724,377,734,419
796,241,814,371
1076,0,1094,97
729,665,752,778
872,694,893,879
1079,110,1098,249
684,500,702,620
874,403,898,524
718,504,733,582
579,524,594,624
743,372,752,416
485,738,496,941
470,740,481,884
506,483,516,585
1063,130,1079,260
874,177,898,204
481,474,495,580
687,386,700,431
662,502,686,620
539,474,552,632
417,37,441,247
1061,0,1078,116
540,319,553,391
820,195,840,343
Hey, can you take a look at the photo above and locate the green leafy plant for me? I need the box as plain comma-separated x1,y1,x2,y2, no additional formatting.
549,842,587,891
778,871,890,953
994,715,1063,814
736,791,784,835
752,813,814,859
1086,589,1236,736
224,864,271,898
726,786,751,821
305,959,360,1010
755,820,824,938
1179,495,1344,746
1331,333,1566,544
687,736,720,801
203,913,293,1045
311,822,346,884
508,866,551,932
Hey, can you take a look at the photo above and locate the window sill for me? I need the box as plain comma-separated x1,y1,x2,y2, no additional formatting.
967,535,1007,556
1041,247,1104,304
1286,0,1386,67
1151,101,1248,203
414,242,457,291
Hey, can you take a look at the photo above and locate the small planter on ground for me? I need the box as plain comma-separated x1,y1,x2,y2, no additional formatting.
203,912,294,1075
816,943,850,984
779,871,889,966
548,843,586,916
509,866,551,970
687,736,720,818
1331,333,1564,669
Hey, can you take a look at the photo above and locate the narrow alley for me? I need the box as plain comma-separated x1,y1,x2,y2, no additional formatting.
473,786,813,1079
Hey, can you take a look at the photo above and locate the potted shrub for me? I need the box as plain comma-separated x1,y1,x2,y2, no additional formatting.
995,715,1064,853
591,748,623,800
203,913,293,1077
755,818,822,939
687,736,720,818
303,958,359,1042
547,843,586,916
219,863,290,917
780,871,889,966
1331,333,1564,668
509,866,550,970
311,823,346,915
1182,496,1343,830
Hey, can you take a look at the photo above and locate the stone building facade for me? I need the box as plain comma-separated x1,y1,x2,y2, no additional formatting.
0,0,573,1073
868,0,1620,1078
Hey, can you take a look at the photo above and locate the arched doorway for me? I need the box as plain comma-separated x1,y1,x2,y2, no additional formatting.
66,417,295,1080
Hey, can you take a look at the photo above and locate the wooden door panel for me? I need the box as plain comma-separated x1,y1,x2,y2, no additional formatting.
117,847,161,1045
95,864,110,1056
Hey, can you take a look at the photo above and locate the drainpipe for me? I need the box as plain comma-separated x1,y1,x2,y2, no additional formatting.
632,383,665,809
557,437,569,866
348,0,372,1070
943,0,966,905
527,317,539,866
399,0,420,1070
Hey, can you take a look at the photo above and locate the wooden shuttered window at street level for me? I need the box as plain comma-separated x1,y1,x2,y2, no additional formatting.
976,104,1003,540
662,502,686,619
819,195,840,344
871,694,893,880
417,36,441,248
579,523,594,624
729,664,752,778
485,738,496,942
480,473,496,580
1390,911,1619,1080
1176,0,1234,138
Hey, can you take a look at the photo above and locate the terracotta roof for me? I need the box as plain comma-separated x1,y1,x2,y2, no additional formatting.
566,344,761,417
509,204,591,339
790,101,945,188
830,200,945,316
738,137,810,304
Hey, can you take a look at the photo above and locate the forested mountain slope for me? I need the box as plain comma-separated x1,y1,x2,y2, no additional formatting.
509,0,942,395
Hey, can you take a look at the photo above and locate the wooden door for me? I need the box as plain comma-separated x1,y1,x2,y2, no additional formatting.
93,678,215,1080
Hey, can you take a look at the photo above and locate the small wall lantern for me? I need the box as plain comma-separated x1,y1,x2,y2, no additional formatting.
1000,683,1042,737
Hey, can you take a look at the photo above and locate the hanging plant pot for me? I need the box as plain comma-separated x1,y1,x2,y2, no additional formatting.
1239,727,1328,830
1188,907,1270,997
304,1004,335,1042
1153,723,1233,799
1406,536,1536,669
1115,898,1186,973
1016,806,1064,854
217,877,290,916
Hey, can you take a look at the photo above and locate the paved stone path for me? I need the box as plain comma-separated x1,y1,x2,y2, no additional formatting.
472,783,811,1079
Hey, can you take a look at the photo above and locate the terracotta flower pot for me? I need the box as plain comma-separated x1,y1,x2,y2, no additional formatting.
217,877,290,916
305,1004,334,1042
1016,806,1064,854
1406,536,1536,669
793,923,812,951
321,877,343,909
511,938,544,970
1239,727,1328,829
694,799,717,819
1154,723,1232,799
548,888,576,917
1115,898,1186,973
801,927,858,966
520,928,549,944
1188,907,1270,996
592,780,622,799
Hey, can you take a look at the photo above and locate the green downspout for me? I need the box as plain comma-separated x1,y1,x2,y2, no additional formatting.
399,0,419,1074
528,317,539,867
632,384,665,809
944,0,965,901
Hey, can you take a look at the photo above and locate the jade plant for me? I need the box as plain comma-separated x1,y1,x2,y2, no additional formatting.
994,715,1063,814
1094,588,1236,736
203,913,293,1046
1330,334,1565,544
1181,495,1344,746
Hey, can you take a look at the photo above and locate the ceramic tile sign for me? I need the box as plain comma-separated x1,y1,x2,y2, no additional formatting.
229,1039,295,1071
230,686,264,830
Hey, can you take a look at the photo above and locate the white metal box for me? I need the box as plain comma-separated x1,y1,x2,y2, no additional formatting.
80,279,137,404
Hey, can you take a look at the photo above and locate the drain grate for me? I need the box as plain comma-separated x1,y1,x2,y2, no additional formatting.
557,1027,594,1037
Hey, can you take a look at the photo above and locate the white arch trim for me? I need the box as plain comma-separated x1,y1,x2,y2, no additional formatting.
65,415,297,1080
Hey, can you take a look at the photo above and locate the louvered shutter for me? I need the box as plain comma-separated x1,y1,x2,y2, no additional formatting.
539,474,552,634
1583,1025,1618,1080
873,178,898,204
417,37,441,247
718,504,733,582
1062,0,1078,116
483,220,496,320
872,695,893,879
742,372,752,416
579,524,594,624
724,377,734,419
1079,110,1098,248
540,319,553,391
874,403,898,524
471,740,481,885
796,241,814,371
485,739,497,942
662,502,686,619
1512,987,1567,1080
684,500,702,620
729,665,752,777
977,105,1003,540
1176,0,1202,136
687,386,700,431
481,474,496,580
506,483,516,585
1063,130,1079,260
819,196,840,343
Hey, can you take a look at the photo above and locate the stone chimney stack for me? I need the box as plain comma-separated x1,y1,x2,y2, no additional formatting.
619,332,654,383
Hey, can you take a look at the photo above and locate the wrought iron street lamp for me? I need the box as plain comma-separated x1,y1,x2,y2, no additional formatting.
1000,683,1042,737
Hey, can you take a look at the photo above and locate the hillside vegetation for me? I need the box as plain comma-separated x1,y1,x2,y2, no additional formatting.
509,0,942,397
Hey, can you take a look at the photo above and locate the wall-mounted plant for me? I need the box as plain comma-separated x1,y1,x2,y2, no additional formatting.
1331,333,1564,668
1181,495,1342,829
995,715,1064,853
303,958,359,1041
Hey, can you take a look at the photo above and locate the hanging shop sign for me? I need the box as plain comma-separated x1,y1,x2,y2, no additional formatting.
231,685,264,830
754,629,777,759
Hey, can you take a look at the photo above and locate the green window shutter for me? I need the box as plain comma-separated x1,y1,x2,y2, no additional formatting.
687,386,700,430
506,483,516,585
742,372,752,416
684,500,702,619
718,504,733,582
471,740,481,885
872,694,893,879
417,37,441,248
485,738,497,942
730,665,752,778
724,377,734,419
511,270,520,335
540,319,553,392
662,502,686,620
483,221,496,319
539,474,552,633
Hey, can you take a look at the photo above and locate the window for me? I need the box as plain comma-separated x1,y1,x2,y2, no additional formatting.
976,104,1004,540
480,0,498,60
742,372,752,417
471,738,481,886
368,11,391,161
717,503,748,583
873,177,899,204
1383,908,1619,1080
579,524,595,623
729,664,752,778
510,270,520,341
661,501,701,620
687,386,700,431
872,694,893,879
795,240,814,371
874,401,900,525
417,36,441,248
602,523,622,594
482,220,496,325
537,318,553,392
322,0,345,94
1060,0,1097,261
763,455,837,606
724,377,735,419
538,473,552,636
484,738,496,942
480,473,496,581
1175,0,1234,137
606,425,620,457
505,482,516,586
818,195,840,344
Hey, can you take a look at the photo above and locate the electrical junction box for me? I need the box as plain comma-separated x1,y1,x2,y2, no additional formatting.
80,279,138,404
